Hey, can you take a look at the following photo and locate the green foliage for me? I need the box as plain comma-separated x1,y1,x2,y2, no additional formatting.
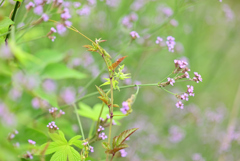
103,128,138,155
41,63,86,80
39,131,82,161
77,102,109,121
0,16,14,44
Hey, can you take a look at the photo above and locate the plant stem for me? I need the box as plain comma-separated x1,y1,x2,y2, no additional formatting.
159,87,176,95
159,72,174,84
17,35,47,45
110,154,115,161
0,0,4,6
73,103,85,141
5,1,20,44
96,102,105,134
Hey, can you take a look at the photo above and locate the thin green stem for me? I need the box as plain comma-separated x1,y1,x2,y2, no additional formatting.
73,103,85,140
17,35,47,45
159,87,176,95
5,1,20,44
96,102,105,134
159,72,174,84
0,0,4,6
88,121,95,139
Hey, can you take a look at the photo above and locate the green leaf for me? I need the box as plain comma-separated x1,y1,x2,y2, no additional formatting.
112,128,138,148
13,0,23,2
34,49,65,67
39,142,66,155
71,140,83,149
107,143,129,155
95,85,107,97
48,131,67,145
41,63,86,80
9,41,41,67
102,142,111,150
78,103,109,121
50,148,68,161
69,135,82,145
0,17,14,37
66,146,81,161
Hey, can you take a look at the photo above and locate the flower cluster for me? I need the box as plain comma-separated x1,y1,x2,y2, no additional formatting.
47,121,59,132
122,13,138,28
120,101,130,114
119,149,127,157
98,125,104,132
49,107,65,118
130,31,140,39
8,130,18,140
23,151,33,160
99,132,108,140
120,94,135,115
155,36,176,52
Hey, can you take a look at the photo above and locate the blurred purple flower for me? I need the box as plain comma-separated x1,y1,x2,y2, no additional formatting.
77,6,91,16
34,5,43,15
73,2,81,8
176,101,184,109
168,126,185,143
42,13,49,21
9,88,22,100
60,87,76,104
25,2,35,11
130,31,140,39
0,44,13,59
56,23,67,35
119,149,127,157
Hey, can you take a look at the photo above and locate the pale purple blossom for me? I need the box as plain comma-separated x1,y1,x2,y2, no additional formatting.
42,13,49,22
162,7,173,17
9,88,22,100
112,120,116,125
89,146,94,152
26,151,33,159
193,72,202,83
181,93,189,101
192,153,205,161
25,2,35,11
156,36,163,44
174,59,188,69
82,141,88,146
60,87,76,104
88,0,96,5
120,149,127,157
28,139,36,145
47,121,59,130
61,11,71,20
42,79,56,93
56,23,67,35
106,0,121,8
49,107,58,114
130,31,140,39
73,2,81,8
0,44,13,59
168,126,185,143
99,132,107,140
34,0,43,5
98,126,104,132
49,36,56,42
120,101,129,114
34,5,43,15
166,36,176,52
64,20,72,27
167,77,175,86
176,101,184,109
170,19,178,27
187,85,194,96
77,6,91,16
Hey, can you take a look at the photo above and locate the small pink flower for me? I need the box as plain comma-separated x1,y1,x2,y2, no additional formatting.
167,77,175,86
130,31,140,39
176,101,184,109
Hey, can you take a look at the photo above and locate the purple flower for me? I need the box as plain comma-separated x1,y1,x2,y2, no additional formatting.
64,21,72,27
42,13,49,21
9,88,22,100
168,126,185,143
193,72,202,83
166,36,176,52
42,79,56,93
76,6,91,16
60,87,76,104
47,121,59,130
0,44,13,59
89,146,94,152
25,151,33,159
73,2,81,8
167,77,175,86
162,7,173,17
156,36,163,44
28,139,36,145
51,27,57,33
56,23,67,35
34,5,43,15
49,107,58,114
187,85,194,96
119,149,127,157
99,132,107,140
61,11,71,20
130,31,140,39
98,126,104,132
174,59,188,69
181,93,189,101
82,141,88,146
34,0,43,5
170,19,178,27
88,0,96,5
106,0,121,8
25,2,35,11
176,101,184,109
120,101,129,114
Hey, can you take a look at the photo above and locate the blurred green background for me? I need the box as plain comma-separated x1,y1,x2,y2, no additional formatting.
0,0,240,160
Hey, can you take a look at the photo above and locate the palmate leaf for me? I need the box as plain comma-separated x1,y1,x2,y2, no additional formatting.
112,128,138,148
38,131,82,160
